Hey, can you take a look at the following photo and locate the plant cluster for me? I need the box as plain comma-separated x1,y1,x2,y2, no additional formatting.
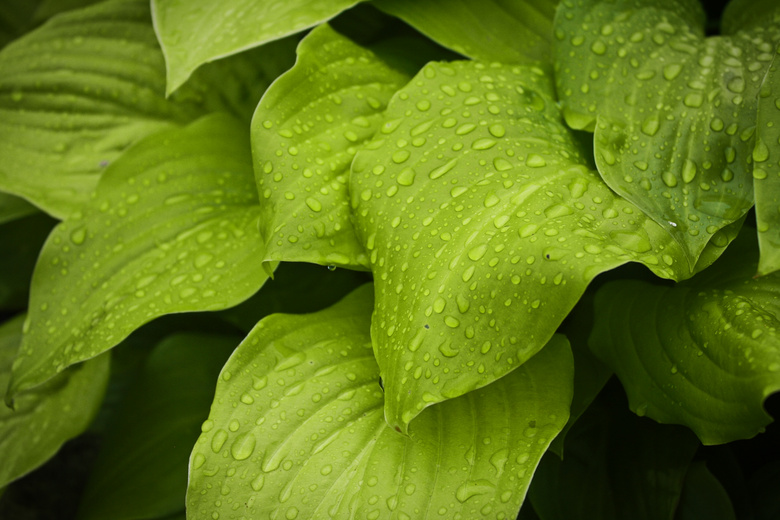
0,0,779,518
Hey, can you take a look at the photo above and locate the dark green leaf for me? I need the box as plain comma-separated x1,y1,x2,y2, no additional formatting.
0,213,55,311
6,113,269,401
188,285,574,519
675,461,736,520
589,231,780,444
77,334,236,520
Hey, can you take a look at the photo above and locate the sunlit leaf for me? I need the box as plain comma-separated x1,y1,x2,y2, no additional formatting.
6,113,269,401
554,0,780,265
529,394,700,520
755,45,780,276
0,0,291,218
0,314,109,488
151,0,362,95
374,0,557,65
350,60,723,432
188,285,574,519
252,24,421,269
589,231,780,444
78,334,236,520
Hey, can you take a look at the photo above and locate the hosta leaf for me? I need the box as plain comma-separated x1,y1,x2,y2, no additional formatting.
554,0,780,265
151,0,362,95
0,193,38,225
374,0,557,65
350,60,714,432
0,0,38,48
252,24,419,269
756,45,780,276
0,0,291,219
6,113,269,401
528,395,700,520
675,461,736,520
0,314,109,488
188,285,574,519
0,214,55,311
78,334,236,520
589,232,780,444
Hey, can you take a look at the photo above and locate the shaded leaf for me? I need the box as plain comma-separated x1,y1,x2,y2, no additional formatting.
529,391,700,520
0,213,55,311
151,0,362,95
0,0,39,48
6,113,269,401
0,314,109,488
0,192,38,225
77,334,236,520
755,44,780,275
350,60,719,432
374,0,557,65
675,461,736,520
589,231,780,444
554,0,780,265
0,0,291,218
252,24,419,269
188,285,574,519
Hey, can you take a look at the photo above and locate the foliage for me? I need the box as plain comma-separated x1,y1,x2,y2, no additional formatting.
0,0,779,518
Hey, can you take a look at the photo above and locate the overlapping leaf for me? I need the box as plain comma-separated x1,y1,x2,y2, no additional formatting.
252,24,421,269
0,314,109,488
350,60,732,432
78,334,236,520
0,0,293,218
151,0,362,95
0,193,37,225
554,0,780,265
374,0,557,65
188,285,574,519
0,214,55,311
6,113,270,400
755,45,780,276
589,232,780,444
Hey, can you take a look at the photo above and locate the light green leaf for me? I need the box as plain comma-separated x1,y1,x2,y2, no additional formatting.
374,0,557,65
0,213,55,311
0,314,110,488
188,285,574,519
756,45,780,276
151,0,362,95
0,0,291,219
554,0,780,265
589,231,780,444
528,396,700,520
350,60,715,432
6,113,269,401
0,193,38,225
252,24,419,269
78,334,237,520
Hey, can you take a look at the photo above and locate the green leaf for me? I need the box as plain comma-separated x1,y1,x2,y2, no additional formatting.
78,333,236,520
589,231,780,444
252,24,419,269
756,45,780,276
6,113,269,401
0,213,55,311
188,285,574,519
554,0,780,265
350,60,711,432
0,192,38,225
0,314,110,488
528,394,700,520
0,0,39,48
151,0,362,95
675,461,736,520
0,0,290,219
374,0,557,65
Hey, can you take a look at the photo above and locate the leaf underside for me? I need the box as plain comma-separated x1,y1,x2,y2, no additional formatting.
188,285,574,520
554,0,780,265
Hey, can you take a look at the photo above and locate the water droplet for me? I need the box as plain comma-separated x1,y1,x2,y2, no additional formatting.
682,159,697,183
397,167,416,186
211,429,228,453
70,227,87,245
526,154,546,167
429,158,458,179
230,432,256,460
305,197,322,212
455,480,495,503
